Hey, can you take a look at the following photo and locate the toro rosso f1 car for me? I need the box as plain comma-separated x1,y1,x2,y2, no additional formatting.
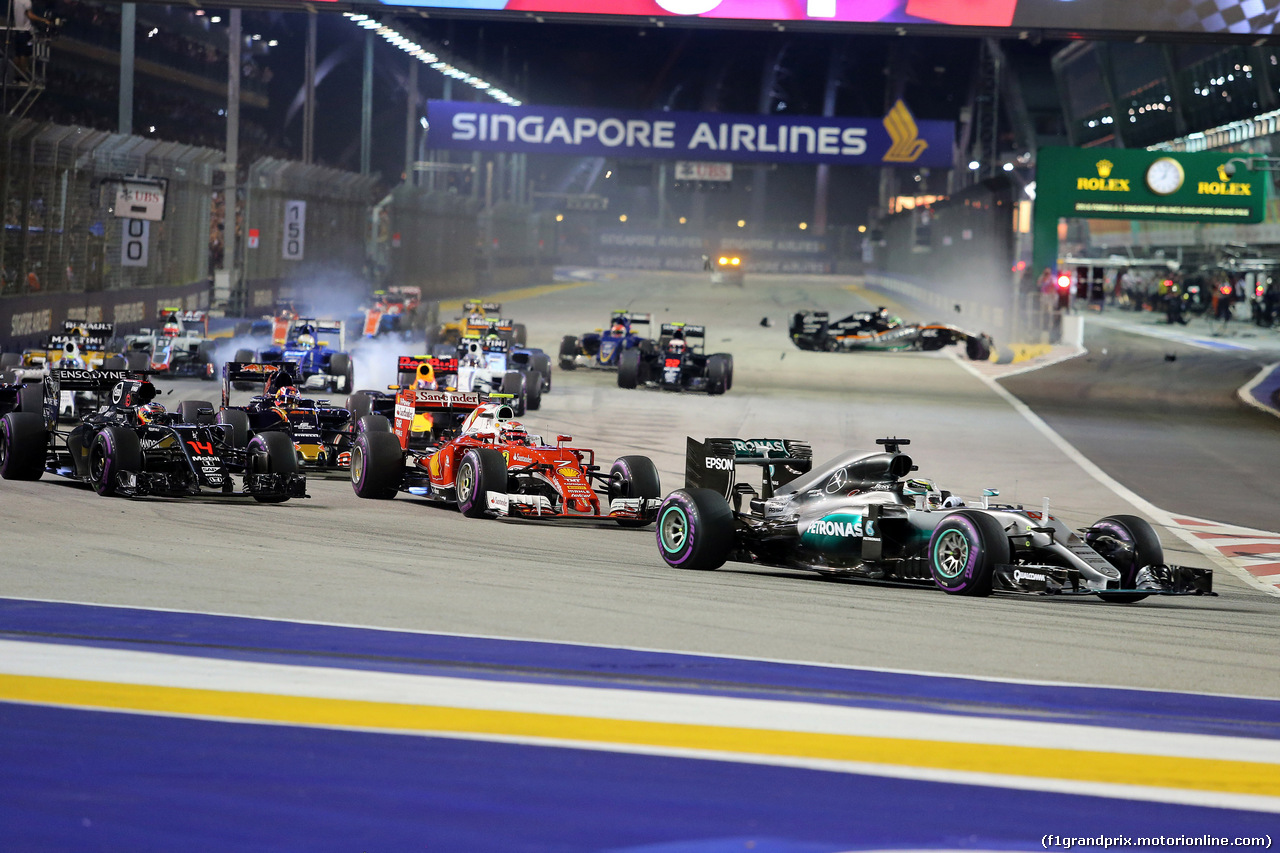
350,389,661,525
790,308,994,361
0,369,307,501
655,436,1213,601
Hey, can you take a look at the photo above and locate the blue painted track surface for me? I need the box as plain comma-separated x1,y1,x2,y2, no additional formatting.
3,599,1278,852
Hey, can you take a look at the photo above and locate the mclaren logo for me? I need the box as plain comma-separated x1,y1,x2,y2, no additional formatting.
882,100,928,164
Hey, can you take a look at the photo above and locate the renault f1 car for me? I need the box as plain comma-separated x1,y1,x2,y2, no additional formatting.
430,301,528,348
233,318,353,393
654,436,1213,601
789,308,994,361
618,323,734,395
559,311,653,370
218,362,371,474
350,391,661,525
0,369,307,501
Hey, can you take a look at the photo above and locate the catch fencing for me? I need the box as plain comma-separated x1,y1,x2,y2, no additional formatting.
1,117,219,298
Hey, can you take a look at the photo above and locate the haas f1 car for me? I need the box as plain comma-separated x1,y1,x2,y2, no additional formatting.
0,368,307,501
350,389,661,525
790,308,994,361
618,323,734,395
655,436,1213,601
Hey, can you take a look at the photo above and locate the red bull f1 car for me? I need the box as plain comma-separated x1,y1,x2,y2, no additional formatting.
655,436,1213,601
350,389,661,525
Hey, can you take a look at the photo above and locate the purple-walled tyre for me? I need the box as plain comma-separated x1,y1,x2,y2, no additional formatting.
89,426,141,497
656,488,734,571
456,447,507,519
350,431,402,500
1085,514,1161,604
609,455,661,528
927,510,1009,596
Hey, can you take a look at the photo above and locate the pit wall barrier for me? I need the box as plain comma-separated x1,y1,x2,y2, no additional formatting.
0,279,215,353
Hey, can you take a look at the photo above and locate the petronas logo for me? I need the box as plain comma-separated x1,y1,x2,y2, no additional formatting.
882,100,928,163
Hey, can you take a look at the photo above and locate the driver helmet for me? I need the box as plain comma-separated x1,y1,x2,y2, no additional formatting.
610,321,627,335
295,333,316,350
460,403,514,438
275,386,301,408
415,363,437,390
497,420,529,445
137,401,166,425
667,337,687,355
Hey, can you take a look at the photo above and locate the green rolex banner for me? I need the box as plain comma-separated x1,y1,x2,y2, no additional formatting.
1032,147,1268,276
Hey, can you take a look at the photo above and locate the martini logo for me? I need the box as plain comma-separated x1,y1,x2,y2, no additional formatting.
882,101,928,163
1198,165,1252,196
1077,160,1130,192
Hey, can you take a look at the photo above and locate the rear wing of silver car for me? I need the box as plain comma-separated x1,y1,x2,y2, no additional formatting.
685,436,813,502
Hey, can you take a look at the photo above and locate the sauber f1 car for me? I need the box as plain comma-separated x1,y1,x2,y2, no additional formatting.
350,390,661,525
655,436,1213,601
789,307,994,361
218,362,368,474
233,318,354,394
618,323,734,395
0,369,307,501
559,311,653,371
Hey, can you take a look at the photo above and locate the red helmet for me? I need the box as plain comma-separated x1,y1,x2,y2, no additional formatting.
137,402,166,424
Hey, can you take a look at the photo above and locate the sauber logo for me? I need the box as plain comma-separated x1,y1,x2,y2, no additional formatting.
704,456,734,471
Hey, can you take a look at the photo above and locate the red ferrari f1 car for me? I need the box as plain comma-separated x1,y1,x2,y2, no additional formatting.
349,388,661,525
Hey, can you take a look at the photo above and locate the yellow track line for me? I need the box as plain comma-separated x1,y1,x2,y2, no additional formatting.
4,674,1277,798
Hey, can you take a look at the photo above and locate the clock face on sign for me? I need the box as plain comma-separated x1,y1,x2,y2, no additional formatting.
1146,157,1185,195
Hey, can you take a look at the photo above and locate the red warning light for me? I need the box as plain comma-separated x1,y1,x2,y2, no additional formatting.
1219,284,1233,296
1056,273,1071,289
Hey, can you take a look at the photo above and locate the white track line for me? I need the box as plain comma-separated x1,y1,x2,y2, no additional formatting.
1239,362,1280,422
951,353,1280,598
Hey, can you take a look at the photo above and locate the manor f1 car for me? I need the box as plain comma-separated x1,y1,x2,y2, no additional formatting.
0,369,307,501
617,323,734,394
789,308,994,360
654,436,1213,601
350,391,661,525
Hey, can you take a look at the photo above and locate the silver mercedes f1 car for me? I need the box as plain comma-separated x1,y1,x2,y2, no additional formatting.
654,436,1213,601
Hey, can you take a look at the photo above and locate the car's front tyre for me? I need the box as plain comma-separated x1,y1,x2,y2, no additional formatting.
927,510,1008,596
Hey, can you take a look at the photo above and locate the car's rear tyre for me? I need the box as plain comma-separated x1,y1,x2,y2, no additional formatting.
657,489,734,569
500,371,526,416
232,348,256,391
525,372,543,411
248,431,299,503
966,335,993,362
513,323,528,346
609,455,661,527
330,353,354,394
1086,514,1160,604
17,383,42,415
706,355,729,395
0,412,47,480
216,408,250,449
558,336,579,370
358,414,391,434
89,426,141,497
178,400,215,425
531,353,553,391
715,353,734,391
456,447,508,518
351,430,402,499
928,510,1008,596
617,348,641,389
345,392,373,422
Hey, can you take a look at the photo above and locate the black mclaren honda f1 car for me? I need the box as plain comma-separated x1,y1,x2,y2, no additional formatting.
789,307,994,361
654,436,1213,601
0,368,307,501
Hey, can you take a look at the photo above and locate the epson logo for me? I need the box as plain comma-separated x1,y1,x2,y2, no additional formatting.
807,519,861,538
1014,570,1046,584
704,456,734,471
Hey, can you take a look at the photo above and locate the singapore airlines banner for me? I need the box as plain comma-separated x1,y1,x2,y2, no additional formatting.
427,100,954,169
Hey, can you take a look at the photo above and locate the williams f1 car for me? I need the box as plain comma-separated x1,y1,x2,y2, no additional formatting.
430,301,528,348
617,323,734,395
350,390,661,525
789,308,994,360
0,369,307,501
654,436,1213,601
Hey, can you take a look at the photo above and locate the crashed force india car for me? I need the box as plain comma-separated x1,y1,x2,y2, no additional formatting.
219,362,366,474
790,308,994,361
618,322,734,394
350,390,661,525
0,368,307,501
655,436,1213,601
